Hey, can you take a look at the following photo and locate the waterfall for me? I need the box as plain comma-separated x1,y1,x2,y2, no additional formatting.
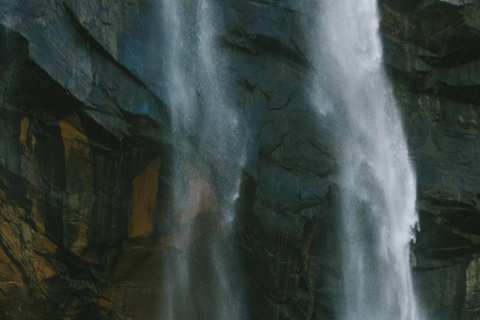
158,0,245,319
309,0,421,319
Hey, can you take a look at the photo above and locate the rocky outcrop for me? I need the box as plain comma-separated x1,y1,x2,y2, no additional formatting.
0,21,170,318
1,0,480,319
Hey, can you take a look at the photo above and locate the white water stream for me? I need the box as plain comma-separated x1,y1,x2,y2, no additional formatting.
310,0,421,319
158,0,420,318
158,0,245,319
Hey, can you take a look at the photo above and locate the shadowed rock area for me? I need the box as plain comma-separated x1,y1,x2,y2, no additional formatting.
0,0,480,319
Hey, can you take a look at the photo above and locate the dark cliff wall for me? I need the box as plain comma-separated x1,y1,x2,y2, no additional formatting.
381,2,480,319
0,0,479,319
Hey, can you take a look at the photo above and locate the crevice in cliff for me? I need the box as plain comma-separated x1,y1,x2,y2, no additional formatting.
386,65,480,105
0,237,30,288
420,42,480,68
0,165,32,210
414,209,480,262
219,29,310,70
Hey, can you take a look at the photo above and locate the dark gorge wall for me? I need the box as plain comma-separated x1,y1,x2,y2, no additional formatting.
0,0,479,319
381,2,480,319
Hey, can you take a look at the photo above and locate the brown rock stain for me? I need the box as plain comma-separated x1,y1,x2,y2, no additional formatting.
29,199,45,234
32,255,56,282
102,287,130,313
59,115,93,255
19,117,29,145
0,248,22,283
0,184,6,201
17,116,37,160
465,255,480,310
176,163,220,225
70,222,89,256
0,199,56,298
59,117,88,159
108,245,149,281
0,209,24,256
129,157,162,238
98,297,116,309
80,247,99,264
34,234,57,255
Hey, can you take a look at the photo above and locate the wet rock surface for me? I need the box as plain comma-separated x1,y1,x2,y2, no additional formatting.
1,0,480,319
381,1,480,319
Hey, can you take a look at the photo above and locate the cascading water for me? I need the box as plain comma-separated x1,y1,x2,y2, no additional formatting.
309,0,421,319
158,0,419,318
158,0,245,319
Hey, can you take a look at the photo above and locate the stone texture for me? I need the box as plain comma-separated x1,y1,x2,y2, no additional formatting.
1,0,480,319
380,1,480,319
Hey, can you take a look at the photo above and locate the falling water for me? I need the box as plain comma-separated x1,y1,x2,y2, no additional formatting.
309,0,420,319
158,0,245,319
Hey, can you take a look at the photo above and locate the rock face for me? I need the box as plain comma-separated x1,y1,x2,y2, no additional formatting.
380,2,480,319
0,0,480,319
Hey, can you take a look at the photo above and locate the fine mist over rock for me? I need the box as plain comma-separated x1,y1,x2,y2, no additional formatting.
0,0,480,320
380,2,480,319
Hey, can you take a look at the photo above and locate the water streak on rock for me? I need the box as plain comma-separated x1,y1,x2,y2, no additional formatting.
309,0,421,319
158,0,245,319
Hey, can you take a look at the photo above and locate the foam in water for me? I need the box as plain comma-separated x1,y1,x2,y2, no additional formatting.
158,0,245,319
309,0,421,319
